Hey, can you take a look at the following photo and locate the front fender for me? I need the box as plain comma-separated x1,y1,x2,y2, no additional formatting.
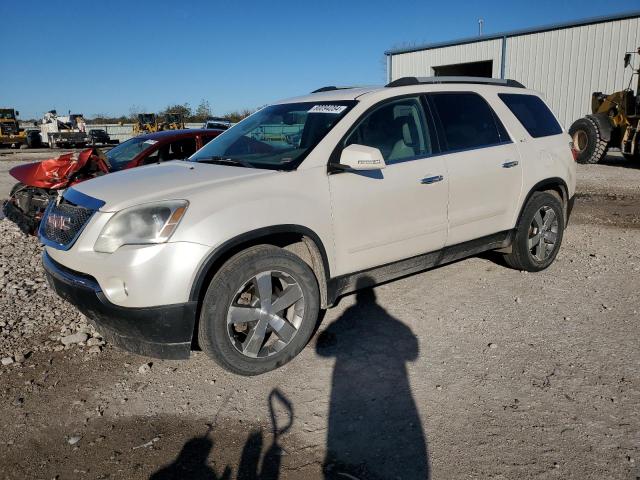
586,113,613,143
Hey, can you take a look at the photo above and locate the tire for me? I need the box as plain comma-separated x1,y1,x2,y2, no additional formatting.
198,244,320,375
568,116,609,164
503,192,565,272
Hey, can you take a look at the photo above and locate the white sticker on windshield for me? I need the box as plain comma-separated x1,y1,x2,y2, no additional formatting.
143,139,158,145
308,105,347,114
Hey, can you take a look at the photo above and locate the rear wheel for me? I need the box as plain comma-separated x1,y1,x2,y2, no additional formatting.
504,192,565,272
569,117,608,164
198,245,320,375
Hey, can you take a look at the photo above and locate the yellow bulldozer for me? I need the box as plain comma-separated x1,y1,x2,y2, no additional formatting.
0,108,26,148
161,112,185,130
570,47,640,164
132,112,185,136
132,113,159,136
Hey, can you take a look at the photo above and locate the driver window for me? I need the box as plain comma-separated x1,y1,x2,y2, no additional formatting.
345,97,432,164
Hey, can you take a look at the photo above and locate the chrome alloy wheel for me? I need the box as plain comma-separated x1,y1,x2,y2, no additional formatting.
528,206,559,262
226,270,305,359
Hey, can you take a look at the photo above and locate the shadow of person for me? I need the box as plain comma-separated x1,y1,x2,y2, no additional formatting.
317,277,429,479
238,389,293,480
150,431,231,480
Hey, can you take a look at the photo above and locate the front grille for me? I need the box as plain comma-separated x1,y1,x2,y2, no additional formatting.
41,200,94,249
1,124,17,135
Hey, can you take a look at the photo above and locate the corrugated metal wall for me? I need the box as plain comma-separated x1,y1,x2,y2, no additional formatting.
391,39,503,80
389,16,640,128
504,17,640,128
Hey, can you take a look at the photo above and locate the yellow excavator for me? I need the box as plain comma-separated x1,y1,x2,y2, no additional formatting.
570,47,640,164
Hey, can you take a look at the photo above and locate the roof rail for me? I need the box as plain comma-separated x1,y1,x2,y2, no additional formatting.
311,86,357,93
385,76,526,88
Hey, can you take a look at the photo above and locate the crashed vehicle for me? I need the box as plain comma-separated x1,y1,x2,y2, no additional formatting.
3,129,223,234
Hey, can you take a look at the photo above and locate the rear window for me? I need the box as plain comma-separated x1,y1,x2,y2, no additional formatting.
428,92,510,152
498,94,562,138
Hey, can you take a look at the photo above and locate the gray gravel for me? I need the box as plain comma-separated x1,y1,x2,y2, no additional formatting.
0,220,100,359
0,152,638,479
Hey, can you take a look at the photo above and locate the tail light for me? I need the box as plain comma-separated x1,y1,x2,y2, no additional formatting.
569,141,578,162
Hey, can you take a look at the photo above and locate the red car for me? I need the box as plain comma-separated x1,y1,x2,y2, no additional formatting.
3,129,224,234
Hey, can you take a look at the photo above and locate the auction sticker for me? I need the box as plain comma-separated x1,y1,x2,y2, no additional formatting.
308,105,347,114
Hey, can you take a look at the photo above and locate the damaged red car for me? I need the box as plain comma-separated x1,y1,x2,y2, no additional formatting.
3,129,224,234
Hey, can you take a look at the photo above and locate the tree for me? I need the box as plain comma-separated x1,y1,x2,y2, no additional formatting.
224,108,254,123
194,99,212,122
161,103,192,119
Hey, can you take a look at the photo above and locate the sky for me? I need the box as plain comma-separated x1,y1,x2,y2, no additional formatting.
1,0,637,119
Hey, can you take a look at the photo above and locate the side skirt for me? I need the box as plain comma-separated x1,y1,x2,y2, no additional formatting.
326,230,513,306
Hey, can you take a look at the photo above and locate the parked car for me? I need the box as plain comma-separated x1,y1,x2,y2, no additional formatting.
3,129,223,234
87,129,111,145
39,78,576,375
202,117,232,130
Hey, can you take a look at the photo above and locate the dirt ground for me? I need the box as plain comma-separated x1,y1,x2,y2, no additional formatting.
0,149,639,479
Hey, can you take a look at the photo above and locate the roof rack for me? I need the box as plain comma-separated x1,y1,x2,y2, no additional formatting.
310,86,357,93
385,76,526,88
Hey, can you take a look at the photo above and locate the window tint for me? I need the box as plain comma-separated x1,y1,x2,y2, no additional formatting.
345,97,433,163
498,93,562,138
429,93,509,151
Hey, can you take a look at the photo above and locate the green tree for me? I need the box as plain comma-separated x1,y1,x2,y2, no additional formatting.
194,99,212,122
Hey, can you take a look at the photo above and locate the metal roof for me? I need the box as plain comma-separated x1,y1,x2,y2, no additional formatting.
385,10,640,56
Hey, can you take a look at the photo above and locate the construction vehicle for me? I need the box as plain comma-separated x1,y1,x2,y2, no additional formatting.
161,112,185,130
38,110,88,148
132,113,159,136
569,47,640,164
0,108,27,148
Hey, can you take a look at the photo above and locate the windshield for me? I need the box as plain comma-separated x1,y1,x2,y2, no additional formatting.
190,101,355,170
138,114,155,124
106,137,157,171
0,110,16,120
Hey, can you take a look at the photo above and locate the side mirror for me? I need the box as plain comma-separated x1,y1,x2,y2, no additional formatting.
337,144,386,171
624,53,632,68
15,111,19,117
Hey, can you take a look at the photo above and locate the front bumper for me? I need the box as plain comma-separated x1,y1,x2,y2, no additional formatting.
42,251,197,359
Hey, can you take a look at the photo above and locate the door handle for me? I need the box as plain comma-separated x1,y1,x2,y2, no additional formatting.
421,175,444,184
501,160,519,168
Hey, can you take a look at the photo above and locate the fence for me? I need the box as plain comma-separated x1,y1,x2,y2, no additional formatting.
19,122,205,143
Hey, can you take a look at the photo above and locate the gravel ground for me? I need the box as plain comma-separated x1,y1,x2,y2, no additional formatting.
0,151,639,479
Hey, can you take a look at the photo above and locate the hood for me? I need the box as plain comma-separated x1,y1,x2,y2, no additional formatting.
10,149,99,189
69,160,274,212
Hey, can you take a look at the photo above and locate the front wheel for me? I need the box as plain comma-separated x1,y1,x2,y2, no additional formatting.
504,192,565,272
568,117,609,164
198,245,320,375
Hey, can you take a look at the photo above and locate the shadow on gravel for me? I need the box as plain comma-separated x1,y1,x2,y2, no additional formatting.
317,276,430,480
150,389,293,480
599,154,640,170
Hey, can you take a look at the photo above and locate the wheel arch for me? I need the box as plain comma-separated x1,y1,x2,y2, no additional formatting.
189,225,331,309
517,178,569,227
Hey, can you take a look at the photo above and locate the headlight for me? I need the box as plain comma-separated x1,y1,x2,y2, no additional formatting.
94,200,188,253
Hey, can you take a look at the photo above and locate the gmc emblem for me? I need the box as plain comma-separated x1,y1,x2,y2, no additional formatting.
47,213,72,231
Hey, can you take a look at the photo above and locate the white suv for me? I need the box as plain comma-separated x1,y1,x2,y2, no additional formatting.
40,77,576,375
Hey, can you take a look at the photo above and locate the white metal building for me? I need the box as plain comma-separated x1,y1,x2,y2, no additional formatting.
385,11,640,128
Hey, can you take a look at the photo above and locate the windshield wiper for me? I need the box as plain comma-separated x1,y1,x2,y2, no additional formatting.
195,156,253,168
